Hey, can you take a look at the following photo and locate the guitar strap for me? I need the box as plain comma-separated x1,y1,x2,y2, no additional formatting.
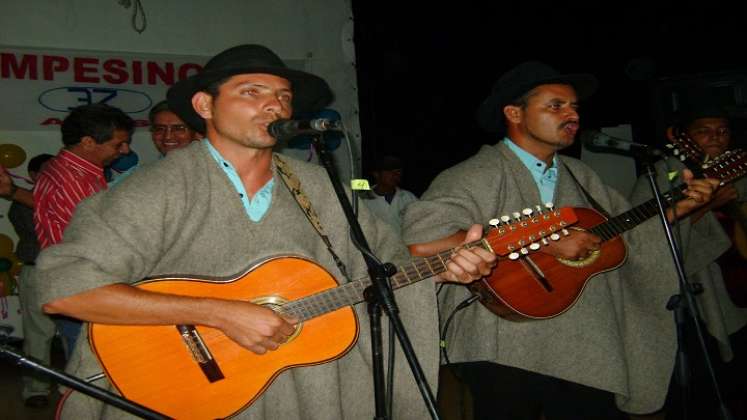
273,154,352,282
562,161,612,218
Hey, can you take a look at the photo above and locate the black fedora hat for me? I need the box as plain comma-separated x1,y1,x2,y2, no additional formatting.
167,44,333,133
673,89,730,127
476,61,598,133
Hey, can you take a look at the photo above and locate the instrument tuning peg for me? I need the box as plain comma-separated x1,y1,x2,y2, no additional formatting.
679,155,686,161
520,247,529,255
522,208,533,216
550,233,561,241
665,144,674,149
535,205,543,213
529,243,540,251
488,218,500,227
541,238,550,246
544,202,554,211
500,215,511,224
512,211,521,220
561,228,570,236
508,252,520,260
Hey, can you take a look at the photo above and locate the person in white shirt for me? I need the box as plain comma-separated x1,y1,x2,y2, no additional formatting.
363,156,418,234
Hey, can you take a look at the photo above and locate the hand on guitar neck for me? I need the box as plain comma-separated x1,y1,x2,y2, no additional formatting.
667,168,721,222
689,184,739,224
435,224,498,283
540,229,602,261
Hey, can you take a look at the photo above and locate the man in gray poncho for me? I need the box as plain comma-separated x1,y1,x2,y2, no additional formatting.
402,61,720,419
629,99,747,418
32,44,496,419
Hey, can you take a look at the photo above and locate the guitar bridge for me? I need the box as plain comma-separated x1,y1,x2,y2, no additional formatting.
176,325,225,383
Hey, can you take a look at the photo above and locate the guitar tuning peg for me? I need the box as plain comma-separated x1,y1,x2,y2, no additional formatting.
550,233,561,241
680,155,686,161
520,247,529,255
672,149,680,155
508,252,520,260
541,238,549,246
488,218,500,227
544,202,554,210
529,243,540,251
522,208,533,216
500,215,511,224
535,205,543,213
561,228,570,236
512,212,521,220
665,144,674,149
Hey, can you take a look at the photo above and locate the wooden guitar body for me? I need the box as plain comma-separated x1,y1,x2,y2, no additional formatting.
470,208,627,320
90,256,358,419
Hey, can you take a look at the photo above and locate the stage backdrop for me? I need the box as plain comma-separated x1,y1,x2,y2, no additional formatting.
0,0,361,247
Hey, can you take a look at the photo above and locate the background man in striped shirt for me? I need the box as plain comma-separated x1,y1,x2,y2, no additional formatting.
33,103,133,355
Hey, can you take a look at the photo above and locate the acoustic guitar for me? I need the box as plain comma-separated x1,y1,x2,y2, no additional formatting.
87,207,576,419
470,143,747,321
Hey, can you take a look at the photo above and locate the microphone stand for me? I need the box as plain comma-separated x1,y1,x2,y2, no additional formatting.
635,146,733,420
0,340,170,419
310,135,440,420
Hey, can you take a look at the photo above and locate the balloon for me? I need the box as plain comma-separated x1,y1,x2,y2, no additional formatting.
0,143,27,169
0,234,13,256
0,257,12,272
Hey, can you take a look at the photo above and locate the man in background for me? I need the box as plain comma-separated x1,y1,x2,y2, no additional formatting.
33,103,133,356
362,155,418,234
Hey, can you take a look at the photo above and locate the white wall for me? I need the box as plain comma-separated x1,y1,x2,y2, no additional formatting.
580,124,639,198
0,0,361,244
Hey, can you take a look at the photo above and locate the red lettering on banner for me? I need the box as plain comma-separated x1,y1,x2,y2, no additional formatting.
103,59,128,84
42,55,70,80
74,57,100,83
147,62,174,85
178,63,202,81
132,61,143,84
41,118,63,126
1,53,38,80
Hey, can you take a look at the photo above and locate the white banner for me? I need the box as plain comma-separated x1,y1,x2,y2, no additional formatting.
0,46,207,130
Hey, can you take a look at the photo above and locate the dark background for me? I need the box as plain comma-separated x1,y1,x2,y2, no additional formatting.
351,1,747,195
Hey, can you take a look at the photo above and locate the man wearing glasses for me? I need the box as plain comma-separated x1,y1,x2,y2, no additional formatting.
148,99,203,156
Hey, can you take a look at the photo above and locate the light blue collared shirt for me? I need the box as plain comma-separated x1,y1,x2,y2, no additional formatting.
205,140,274,222
504,138,558,204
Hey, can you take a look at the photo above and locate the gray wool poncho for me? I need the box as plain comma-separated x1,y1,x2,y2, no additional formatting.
402,141,686,414
31,141,440,419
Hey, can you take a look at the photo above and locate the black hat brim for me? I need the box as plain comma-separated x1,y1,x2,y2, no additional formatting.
168,66,333,134
476,73,598,134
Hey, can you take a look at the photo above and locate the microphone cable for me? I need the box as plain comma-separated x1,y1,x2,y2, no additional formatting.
439,292,480,365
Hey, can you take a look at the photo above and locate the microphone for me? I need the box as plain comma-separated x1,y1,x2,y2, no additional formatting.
268,118,343,140
581,130,653,155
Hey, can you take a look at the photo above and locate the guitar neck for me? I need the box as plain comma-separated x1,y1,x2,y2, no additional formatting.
588,184,687,241
278,240,491,322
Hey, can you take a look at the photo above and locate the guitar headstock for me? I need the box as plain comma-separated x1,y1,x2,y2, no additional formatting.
483,204,578,260
665,126,707,165
665,126,747,185
701,148,747,185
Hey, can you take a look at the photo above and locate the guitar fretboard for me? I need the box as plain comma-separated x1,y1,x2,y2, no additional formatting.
278,242,490,321
589,185,687,241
